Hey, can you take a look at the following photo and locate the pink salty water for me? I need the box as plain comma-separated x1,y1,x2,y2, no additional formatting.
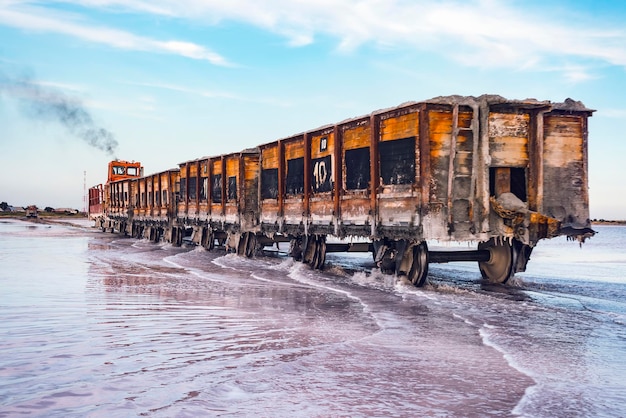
1,219,625,417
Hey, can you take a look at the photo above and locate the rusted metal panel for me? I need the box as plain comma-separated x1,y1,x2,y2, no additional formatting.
309,129,335,225
428,109,453,205
241,153,260,229
224,155,240,220
282,136,306,225
542,113,589,228
377,108,420,231
380,111,419,142
259,143,280,226
369,115,380,223
198,159,209,217
210,158,223,215
338,120,370,228
488,112,530,167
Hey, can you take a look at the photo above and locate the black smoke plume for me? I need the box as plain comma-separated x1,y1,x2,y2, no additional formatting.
0,72,118,157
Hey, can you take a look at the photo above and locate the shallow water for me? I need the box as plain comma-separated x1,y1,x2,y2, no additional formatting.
0,220,625,417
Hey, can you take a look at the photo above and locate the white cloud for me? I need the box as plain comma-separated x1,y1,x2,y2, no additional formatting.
0,2,231,66
53,0,626,73
3,1,626,77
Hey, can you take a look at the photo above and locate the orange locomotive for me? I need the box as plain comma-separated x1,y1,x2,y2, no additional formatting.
88,160,143,220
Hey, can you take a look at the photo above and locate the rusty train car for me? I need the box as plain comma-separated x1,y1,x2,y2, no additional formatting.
92,95,594,286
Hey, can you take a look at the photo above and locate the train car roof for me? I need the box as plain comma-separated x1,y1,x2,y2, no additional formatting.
257,94,593,150
177,147,260,166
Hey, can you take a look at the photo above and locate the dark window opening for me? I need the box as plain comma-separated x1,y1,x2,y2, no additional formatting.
228,176,238,201
489,167,527,202
188,177,197,200
180,178,187,200
345,147,370,190
311,155,332,193
112,166,125,175
261,168,279,199
200,177,208,201
211,174,222,203
286,157,304,195
379,136,415,185
163,190,168,205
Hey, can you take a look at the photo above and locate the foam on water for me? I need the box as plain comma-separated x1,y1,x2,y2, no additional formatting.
2,219,626,417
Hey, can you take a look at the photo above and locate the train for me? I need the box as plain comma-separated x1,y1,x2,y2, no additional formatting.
89,94,595,286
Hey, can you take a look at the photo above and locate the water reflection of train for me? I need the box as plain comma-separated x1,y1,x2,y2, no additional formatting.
89,95,595,286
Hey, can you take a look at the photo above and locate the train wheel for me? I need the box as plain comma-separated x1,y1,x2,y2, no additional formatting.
302,235,317,266
202,229,215,251
312,236,326,270
478,238,517,284
407,241,429,287
236,232,256,258
289,238,303,261
245,233,257,258
236,233,247,256
175,227,184,247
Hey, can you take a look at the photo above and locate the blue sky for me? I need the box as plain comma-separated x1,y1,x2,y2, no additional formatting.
1,0,625,219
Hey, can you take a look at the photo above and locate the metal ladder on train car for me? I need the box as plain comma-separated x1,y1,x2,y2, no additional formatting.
446,103,479,236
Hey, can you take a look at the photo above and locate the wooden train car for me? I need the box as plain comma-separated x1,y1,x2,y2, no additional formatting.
175,149,260,250
90,95,594,287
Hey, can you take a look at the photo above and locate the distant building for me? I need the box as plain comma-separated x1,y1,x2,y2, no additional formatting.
26,205,38,218
54,208,80,214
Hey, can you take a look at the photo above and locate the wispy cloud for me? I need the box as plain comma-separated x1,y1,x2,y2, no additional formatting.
59,0,626,76
3,1,626,79
0,2,231,66
125,80,292,107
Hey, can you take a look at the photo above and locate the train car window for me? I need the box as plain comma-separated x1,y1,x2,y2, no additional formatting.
261,168,279,199
379,136,415,185
155,191,160,206
345,147,370,190
180,178,187,200
312,155,332,193
286,157,304,195
112,166,125,175
228,176,238,201
162,190,168,205
211,174,222,203
127,167,137,176
200,177,208,201
188,177,197,200
489,167,527,201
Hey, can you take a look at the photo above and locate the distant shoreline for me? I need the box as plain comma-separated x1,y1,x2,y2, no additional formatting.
592,220,626,226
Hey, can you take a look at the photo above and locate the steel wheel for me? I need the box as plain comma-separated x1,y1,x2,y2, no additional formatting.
313,237,326,270
245,233,257,258
478,238,517,284
302,235,317,266
407,241,429,287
